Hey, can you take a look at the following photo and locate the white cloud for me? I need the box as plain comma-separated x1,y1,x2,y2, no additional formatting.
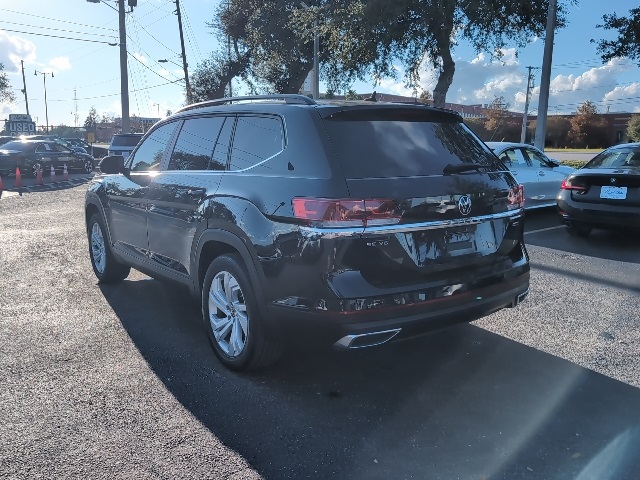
0,31,37,71
133,53,148,65
48,56,71,72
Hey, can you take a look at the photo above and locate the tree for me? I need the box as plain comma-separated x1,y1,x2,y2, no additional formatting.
568,101,609,148
627,115,640,142
0,63,16,104
483,96,520,142
417,90,432,104
545,116,571,148
84,106,99,129
595,7,640,65
311,0,569,107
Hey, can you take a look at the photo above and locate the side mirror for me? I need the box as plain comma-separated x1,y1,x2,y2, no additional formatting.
99,155,126,175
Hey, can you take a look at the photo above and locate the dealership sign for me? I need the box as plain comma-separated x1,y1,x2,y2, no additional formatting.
4,114,36,136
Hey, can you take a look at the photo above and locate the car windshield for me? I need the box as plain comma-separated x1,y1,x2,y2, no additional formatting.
585,147,640,168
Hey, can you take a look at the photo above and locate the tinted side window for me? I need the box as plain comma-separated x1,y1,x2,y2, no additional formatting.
168,117,224,171
211,117,234,170
128,123,176,172
229,116,283,171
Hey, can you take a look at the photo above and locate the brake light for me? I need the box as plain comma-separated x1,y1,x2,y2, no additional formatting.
561,178,587,191
292,198,400,227
507,184,524,210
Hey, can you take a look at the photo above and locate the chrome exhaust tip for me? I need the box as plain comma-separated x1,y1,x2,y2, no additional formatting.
334,328,402,349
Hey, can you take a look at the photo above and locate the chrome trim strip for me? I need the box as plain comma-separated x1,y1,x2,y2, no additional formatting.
300,209,523,238
334,328,402,349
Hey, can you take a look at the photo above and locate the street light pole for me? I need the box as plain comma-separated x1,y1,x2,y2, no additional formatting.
175,0,192,104
534,0,557,150
34,70,53,133
118,0,131,133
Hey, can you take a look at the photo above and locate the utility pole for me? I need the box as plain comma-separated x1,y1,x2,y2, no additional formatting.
520,66,536,144
20,60,29,116
118,0,131,134
34,70,53,133
73,87,79,128
534,0,557,151
175,0,192,104
313,16,319,99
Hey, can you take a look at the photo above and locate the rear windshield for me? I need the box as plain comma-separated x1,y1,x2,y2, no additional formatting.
585,147,640,169
323,112,503,178
111,135,142,147
0,141,31,152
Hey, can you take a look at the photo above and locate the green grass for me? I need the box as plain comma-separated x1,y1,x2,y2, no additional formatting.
546,148,602,153
560,159,589,169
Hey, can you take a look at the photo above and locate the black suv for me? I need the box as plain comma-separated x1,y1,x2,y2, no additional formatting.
86,95,529,371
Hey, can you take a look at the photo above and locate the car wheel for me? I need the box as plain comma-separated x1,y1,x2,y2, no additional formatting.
566,222,592,237
202,253,282,371
83,159,94,174
30,163,43,178
87,213,131,283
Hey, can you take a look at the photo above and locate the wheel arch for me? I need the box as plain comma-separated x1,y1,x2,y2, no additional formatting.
192,229,266,312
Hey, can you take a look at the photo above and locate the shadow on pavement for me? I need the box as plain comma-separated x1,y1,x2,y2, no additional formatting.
101,278,640,480
524,209,640,265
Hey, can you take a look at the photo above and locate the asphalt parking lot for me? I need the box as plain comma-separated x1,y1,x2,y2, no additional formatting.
1,186,639,479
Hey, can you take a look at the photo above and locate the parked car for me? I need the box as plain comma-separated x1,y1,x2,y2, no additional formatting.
557,143,640,236
108,133,143,160
0,136,15,147
22,134,88,154
86,94,530,371
64,137,92,151
486,142,575,209
0,140,95,177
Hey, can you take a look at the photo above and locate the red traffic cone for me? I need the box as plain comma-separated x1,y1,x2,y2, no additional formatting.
15,167,22,188
35,165,44,185
63,164,69,181
50,165,56,182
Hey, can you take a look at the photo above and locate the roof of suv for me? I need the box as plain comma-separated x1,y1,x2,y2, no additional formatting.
174,94,462,121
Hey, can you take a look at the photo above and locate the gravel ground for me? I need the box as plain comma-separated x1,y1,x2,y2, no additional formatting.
1,186,639,479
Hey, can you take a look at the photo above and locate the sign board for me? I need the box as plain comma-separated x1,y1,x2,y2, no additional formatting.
4,113,36,136
87,132,95,143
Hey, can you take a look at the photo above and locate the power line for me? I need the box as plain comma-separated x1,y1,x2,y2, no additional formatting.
128,14,180,55
0,28,118,45
48,79,183,102
0,8,117,31
127,50,182,84
0,20,117,38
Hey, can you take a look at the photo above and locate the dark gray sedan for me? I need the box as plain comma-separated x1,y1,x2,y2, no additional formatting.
557,143,640,236
0,140,95,177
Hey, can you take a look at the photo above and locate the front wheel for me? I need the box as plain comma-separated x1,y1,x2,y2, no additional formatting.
87,213,131,283
201,253,282,371
83,159,94,174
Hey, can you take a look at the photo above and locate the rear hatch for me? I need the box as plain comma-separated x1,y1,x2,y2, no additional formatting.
320,106,524,286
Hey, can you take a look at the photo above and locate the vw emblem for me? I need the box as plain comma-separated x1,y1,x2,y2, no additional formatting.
458,195,472,216
610,178,617,183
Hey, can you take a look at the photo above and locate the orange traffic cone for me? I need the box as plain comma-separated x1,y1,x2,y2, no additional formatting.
50,165,56,182
15,167,22,188
35,165,44,185
63,164,69,181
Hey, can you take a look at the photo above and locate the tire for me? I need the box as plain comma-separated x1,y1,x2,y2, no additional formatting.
201,253,282,371
83,159,94,174
87,213,131,283
566,222,592,237
30,163,43,178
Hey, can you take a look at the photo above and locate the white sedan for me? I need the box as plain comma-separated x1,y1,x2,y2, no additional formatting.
486,142,575,209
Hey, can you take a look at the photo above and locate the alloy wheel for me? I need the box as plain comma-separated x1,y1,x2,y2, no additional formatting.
208,270,248,357
90,222,106,274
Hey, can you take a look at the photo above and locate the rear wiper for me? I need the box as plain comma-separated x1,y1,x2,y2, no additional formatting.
442,163,489,175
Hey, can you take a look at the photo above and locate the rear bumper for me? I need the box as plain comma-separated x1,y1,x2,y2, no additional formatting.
267,262,530,347
557,196,640,229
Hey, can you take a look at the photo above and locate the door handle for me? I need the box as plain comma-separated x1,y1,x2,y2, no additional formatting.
538,171,545,176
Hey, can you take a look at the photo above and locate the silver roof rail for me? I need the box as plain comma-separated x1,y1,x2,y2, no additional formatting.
176,94,317,113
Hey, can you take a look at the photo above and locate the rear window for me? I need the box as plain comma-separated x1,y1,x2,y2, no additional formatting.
111,135,142,147
585,148,640,168
0,141,31,152
323,111,503,178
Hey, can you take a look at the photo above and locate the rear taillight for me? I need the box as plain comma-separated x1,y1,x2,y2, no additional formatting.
508,184,524,210
561,178,587,191
292,198,400,227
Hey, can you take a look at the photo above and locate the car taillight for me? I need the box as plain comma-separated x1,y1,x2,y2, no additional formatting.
561,178,587,191
292,198,400,227
507,184,524,210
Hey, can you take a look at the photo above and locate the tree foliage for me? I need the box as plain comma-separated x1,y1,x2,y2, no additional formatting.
595,7,640,65
83,106,98,129
627,115,640,142
568,101,609,148
483,96,520,142
545,116,571,148
0,63,16,104
310,0,569,107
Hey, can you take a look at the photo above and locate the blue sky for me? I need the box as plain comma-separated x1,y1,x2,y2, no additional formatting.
1,0,638,129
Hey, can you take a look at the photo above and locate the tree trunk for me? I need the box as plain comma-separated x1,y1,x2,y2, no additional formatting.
432,35,455,109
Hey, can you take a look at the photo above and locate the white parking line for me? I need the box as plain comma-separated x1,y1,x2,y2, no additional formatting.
524,225,564,235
